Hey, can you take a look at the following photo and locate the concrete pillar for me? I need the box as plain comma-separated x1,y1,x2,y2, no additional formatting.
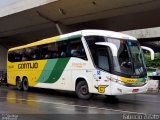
55,23,73,34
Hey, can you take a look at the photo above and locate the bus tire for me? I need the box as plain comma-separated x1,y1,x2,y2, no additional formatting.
75,81,92,100
16,77,22,90
22,77,29,91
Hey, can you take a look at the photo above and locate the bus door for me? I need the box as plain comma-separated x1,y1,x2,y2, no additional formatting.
92,46,111,94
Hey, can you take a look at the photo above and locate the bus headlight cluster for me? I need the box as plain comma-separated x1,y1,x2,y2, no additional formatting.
111,78,126,85
111,78,118,83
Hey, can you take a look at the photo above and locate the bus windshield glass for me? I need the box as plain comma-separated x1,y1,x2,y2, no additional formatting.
85,36,147,77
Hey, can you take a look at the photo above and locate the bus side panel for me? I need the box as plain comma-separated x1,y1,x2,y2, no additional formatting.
35,58,72,90
7,58,72,90
69,58,95,93
7,60,47,86
35,70,72,90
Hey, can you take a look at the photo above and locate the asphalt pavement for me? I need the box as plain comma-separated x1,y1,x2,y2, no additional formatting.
0,86,160,120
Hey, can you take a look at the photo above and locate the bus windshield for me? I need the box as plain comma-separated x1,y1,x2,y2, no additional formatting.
85,36,147,77
109,38,146,77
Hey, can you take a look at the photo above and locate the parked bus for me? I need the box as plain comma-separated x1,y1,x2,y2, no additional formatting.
7,30,154,99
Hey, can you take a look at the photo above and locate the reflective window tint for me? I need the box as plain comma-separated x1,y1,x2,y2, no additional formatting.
8,37,87,62
85,36,110,71
97,47,110,71
69,39,87,60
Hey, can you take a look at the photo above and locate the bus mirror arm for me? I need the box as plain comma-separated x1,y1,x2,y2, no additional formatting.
141,46,155,60
95,42,118,56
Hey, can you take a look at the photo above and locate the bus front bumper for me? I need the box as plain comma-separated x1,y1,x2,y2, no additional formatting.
110,81,148,95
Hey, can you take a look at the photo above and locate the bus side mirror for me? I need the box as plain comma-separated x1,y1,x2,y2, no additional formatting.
95,42,118,56
141,46,155,60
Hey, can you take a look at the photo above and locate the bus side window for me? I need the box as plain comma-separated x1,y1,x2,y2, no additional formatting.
96,47,110,71
14,50,23,62
8,52,13,62
8,51,22,62
22,55,28,61
50,43,59,58
71,45,81,57
69,38,87,60
44,52,51,59
60,51,66,57
57,41,67,58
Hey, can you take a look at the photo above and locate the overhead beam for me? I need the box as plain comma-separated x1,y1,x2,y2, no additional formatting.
0,0,58,18
121,27,160,39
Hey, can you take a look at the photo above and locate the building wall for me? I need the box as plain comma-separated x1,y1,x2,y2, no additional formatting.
0,45,7,71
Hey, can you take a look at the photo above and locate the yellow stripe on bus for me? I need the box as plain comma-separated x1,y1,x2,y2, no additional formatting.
119,77,139,84
8,36,60,51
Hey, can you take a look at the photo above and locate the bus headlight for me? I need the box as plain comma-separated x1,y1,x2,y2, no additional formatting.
111,78,118,83
111,78,125,85
117,80,126,85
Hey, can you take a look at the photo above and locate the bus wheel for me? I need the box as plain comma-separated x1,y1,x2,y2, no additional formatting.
76,81,92,100
22,77,29,91
16,77,22,90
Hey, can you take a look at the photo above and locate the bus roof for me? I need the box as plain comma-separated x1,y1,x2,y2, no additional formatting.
8,29,136,51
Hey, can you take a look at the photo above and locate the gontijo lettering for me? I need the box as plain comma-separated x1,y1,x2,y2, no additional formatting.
18,62,38,69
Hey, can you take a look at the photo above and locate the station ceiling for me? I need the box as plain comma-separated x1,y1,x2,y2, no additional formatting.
0,0,160,48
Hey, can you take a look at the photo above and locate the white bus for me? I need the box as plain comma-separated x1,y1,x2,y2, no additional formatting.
7,30,154,99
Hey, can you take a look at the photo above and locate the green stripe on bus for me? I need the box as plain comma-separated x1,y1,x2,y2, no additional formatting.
37,58,70,83
44,58,70,83
37,59,58,83
58,34,81,41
